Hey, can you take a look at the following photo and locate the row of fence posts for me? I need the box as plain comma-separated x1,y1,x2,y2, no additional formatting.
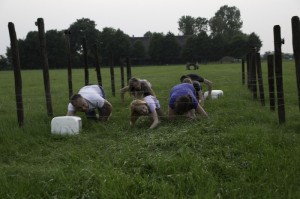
242,16,300,124
8,18,132,127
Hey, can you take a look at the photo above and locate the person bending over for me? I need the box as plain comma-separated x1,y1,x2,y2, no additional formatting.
130,95,163,129
168,83,208,120
66,85,112,122
180,74,213,106
120,77,155,102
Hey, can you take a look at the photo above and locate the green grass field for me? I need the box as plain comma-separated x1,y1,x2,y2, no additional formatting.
0,61,300,198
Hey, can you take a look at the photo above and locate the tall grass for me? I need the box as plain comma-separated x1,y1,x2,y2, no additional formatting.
0,61,299,198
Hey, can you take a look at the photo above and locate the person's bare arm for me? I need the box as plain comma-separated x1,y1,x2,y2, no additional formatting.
195,104,208,117
198,90,205,107
120,86,129,102
98,100,112,122
168,107,175,120
203,79,213,98
149,111,159,129
66,111,75,116
141,81,156,96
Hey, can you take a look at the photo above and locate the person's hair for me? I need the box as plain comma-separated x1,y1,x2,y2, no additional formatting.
140,81,155,96
182,77,193,84
130,99,148,116
180,75,189,82
128,78,141,92
128,77,155,98
174,95,193,115
70,94,82,106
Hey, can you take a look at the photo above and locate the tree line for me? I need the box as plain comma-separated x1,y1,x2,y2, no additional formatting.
0,5,263,70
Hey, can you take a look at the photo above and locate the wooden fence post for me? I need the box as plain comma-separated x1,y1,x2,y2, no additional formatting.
8,22,24,127
256,52,265,106
242,59,245,85
93,44,102,86
110,52,116,97
273,25,285,124
120,58,125,89
82,37,89,86
36,18,53,117
267,55,276,111
251,49,257,99
246,53,250,89
291,16,300,110
126,57,132,82
64,30,73,99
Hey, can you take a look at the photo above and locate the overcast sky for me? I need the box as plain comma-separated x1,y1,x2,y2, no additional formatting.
0,0,299,56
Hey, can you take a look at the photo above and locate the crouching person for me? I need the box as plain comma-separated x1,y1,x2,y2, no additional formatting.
130,95,164,129
168,83,208,120
66,85,112,122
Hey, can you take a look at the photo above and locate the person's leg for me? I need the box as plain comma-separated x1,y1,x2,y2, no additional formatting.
156,108,164,117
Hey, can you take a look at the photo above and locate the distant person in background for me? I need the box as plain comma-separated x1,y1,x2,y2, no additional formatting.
130,95,164,129
180,74,213,107
120,77,155,102
66,85,112,122
168,83,208,120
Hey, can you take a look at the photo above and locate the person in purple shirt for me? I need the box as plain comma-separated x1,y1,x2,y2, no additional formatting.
180,74,213,107
168,83,208,120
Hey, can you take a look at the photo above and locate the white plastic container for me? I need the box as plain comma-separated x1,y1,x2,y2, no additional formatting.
51,116,82,135
204,90,224,99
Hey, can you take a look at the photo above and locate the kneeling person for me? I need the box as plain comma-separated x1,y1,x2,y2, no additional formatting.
67,85,112,122
130,95,163,129
168,83,208,120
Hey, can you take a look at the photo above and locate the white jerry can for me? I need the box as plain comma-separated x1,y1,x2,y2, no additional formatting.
51,116,82,135
204,90,224,99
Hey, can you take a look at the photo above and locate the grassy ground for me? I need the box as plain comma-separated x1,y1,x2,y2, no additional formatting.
0,61,300,198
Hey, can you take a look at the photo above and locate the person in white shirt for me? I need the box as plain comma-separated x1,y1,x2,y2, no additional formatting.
130,95,163,129
66,85,112,122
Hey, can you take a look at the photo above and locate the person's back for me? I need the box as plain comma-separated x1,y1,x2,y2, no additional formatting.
67,85,112,122
169,83,198,110
168,83,208,119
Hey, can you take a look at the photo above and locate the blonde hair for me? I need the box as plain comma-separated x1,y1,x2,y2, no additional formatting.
182,77,193,84
130,99,147,116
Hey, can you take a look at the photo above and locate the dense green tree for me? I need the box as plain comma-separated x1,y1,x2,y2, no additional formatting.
209,5,243,38
161,32,181,64
7,30,71,69
0,55,9,70
68,18,101,54
131,40,146,59
178,16,208,36
181,32,210,63
194,17,209,34
18,31,40,69
144,31,153,37
178,16,195,35
112,29,131,60
148,33,165,64
196,32,210,62
248,32,262,52
208,34,228,61
45,30,68,68
228,33,249,58
181,36,198,62
99,27,130,65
